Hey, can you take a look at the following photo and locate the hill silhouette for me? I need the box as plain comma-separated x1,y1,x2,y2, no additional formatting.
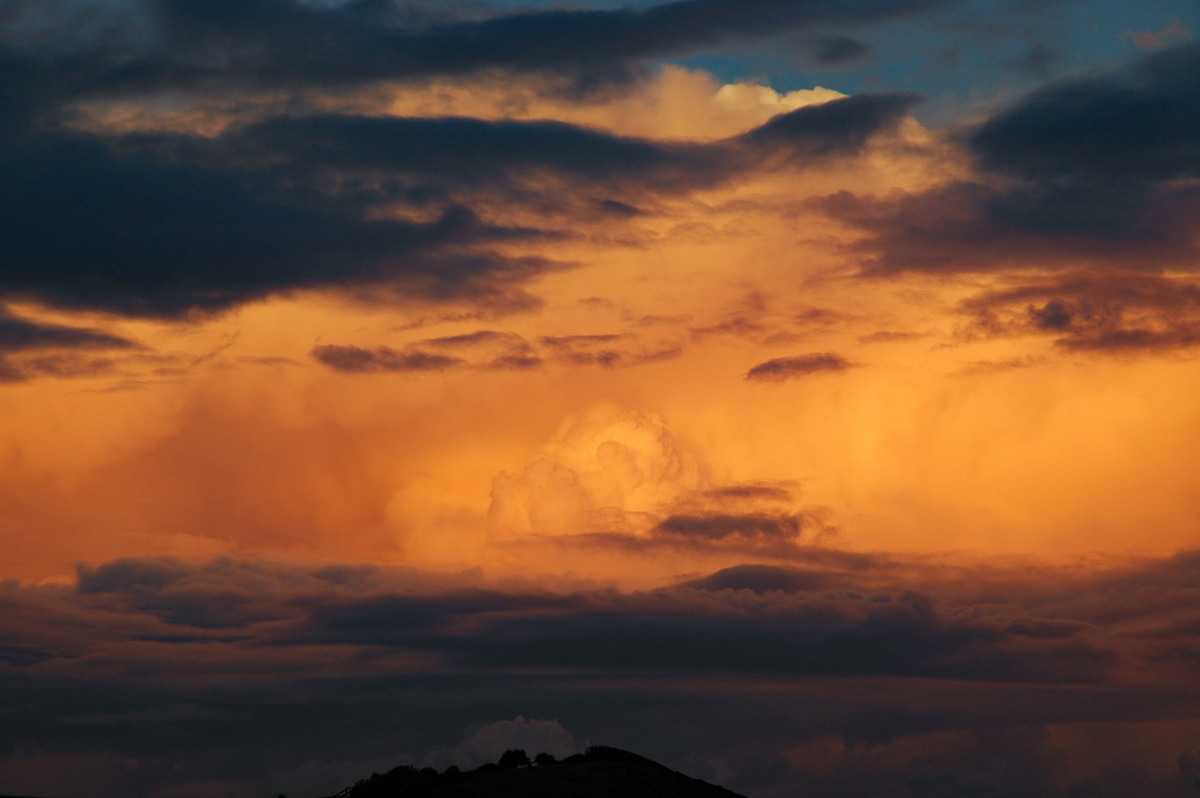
330,745,748,798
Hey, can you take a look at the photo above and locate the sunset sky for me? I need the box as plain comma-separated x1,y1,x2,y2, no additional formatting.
4,1,1200,796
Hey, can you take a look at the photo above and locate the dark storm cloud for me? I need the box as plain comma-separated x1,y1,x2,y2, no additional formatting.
818,41,1200,278
228,92,918,193
0,90,913,319
73,556,472,629
62,556,1099,686
0,43,153,139
745,351,854,380
0,131,550,318
969,41,1200,185
230,113,710,190
739,91,917,164
0,0,925,323
32,553,1147,680
1032,549,1200,627
149,0,933,91
9,551,1200,797
0,0,934,138
818,178,1200,275
419,587,1112,683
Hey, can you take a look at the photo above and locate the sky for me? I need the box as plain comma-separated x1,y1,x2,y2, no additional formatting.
3,0,1200,796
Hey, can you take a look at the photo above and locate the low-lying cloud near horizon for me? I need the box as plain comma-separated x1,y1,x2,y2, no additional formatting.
6,549,1200,797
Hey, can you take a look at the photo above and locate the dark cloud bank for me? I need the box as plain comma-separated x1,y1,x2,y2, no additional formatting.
0,0,926,111
818,40,1200,354
8,0,1191,360
0,0,924,327
1,1,1195,361
823,41,1200,277
6,549,1200,797
0,97,914,322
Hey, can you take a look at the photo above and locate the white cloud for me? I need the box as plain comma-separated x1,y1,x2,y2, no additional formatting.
489,401,707,538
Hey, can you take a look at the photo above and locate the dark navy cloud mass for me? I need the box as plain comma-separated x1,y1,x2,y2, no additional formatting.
821,41,1200,280
0,0,930,322
17,0,1189,329
0,93,913,319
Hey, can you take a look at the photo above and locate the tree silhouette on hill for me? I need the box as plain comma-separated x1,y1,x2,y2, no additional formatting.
497,749,531,770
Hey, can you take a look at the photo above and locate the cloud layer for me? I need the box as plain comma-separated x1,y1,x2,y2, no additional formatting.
6,550,1200,797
